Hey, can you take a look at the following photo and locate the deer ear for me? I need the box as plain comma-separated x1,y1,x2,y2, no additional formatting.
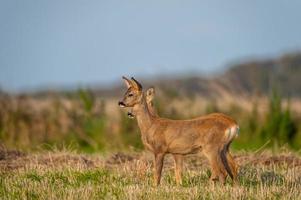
122,76,132,88
146,87,155,97
146,87,155,102
131,77,142,90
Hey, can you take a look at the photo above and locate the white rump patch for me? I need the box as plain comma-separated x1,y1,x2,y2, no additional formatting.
225,125,239,140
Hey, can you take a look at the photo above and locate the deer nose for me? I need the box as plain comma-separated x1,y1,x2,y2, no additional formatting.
118,101,126,107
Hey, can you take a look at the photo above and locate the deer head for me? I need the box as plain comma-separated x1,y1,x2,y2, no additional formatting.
127,87,155,118
118,76,143,108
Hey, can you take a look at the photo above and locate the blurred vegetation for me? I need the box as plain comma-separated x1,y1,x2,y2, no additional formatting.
260,90,298,149
68,89,107,152
0,87,300,153
231,90,299,151
119,111,143,150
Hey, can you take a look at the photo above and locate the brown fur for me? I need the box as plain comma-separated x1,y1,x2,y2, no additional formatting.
119,77,239,186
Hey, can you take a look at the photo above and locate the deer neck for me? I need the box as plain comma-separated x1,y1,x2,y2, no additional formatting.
133,97,154,135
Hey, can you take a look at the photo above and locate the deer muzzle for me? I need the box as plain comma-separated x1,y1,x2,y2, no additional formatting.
118,101,126,108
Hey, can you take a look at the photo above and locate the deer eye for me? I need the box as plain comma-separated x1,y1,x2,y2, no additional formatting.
128,93,133,97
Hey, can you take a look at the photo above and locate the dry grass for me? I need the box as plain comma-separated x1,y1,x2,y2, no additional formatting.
1,149,301,199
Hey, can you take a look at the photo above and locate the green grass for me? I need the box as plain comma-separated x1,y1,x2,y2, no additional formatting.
1,167,300,199
0,151,301,199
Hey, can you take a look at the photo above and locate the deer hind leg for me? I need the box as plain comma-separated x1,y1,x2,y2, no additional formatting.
220,144,238,184
226,152,238,184
204,149,226,184
172,154,183,185
154,153,165,186
209,162,227,182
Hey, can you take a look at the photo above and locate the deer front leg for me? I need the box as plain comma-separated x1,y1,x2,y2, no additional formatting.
153,153,165,186
173,154,183,185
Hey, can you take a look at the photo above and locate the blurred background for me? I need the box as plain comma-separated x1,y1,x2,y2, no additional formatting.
1,0,301,152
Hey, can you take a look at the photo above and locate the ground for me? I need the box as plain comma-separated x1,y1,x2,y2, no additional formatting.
1,149,301,200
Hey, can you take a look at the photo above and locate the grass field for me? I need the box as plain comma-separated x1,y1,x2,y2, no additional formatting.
1,149,301,200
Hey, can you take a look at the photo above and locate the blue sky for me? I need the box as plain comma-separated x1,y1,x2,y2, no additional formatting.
1,0,301,92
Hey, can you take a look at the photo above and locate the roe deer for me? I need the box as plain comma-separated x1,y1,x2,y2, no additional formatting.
119,77,239,186
128,86,238,184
